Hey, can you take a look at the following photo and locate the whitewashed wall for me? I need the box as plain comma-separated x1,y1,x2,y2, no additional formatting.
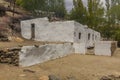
21,17,49,39
86,28,94,47
21,17,101,47
74,22,87,43
95,41,113,56
19,43,74,67
21,18,75,42
85,28,101,48
73,42,87,54
94,31,101,42
35,21,75,42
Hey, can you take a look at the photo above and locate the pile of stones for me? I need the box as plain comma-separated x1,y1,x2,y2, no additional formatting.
100,75,120,80
0,47,21,66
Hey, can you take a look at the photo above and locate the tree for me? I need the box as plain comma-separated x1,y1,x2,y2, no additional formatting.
16,0,67,18
87,0,104,29
69,0,104,29
105,0,120,25
16,0,46,12
47,0,67,18
70,0,87,24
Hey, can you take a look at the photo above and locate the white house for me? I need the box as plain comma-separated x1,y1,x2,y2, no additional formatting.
21,17,101,54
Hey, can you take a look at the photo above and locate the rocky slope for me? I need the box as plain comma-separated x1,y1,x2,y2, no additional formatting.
0,0,32,41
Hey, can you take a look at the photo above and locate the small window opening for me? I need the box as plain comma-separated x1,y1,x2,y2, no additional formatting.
92,34,94,40
95,35,97,40
31,23,35,40
79,33,81,39
88,33,90,40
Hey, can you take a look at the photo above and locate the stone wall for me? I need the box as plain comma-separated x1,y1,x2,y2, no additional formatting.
94,41,117,56
19,43,74,67
21,18,75,42
21,17,101,46
0,47,21,66
0,41,117,67
21,17,49,39
86,28,101,48
73,43,87,54
74,22,87,43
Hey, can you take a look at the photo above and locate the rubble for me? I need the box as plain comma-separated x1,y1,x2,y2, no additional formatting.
23,69,35,73
39,75,49,80
49,75,61,80
0,47,21,66
100,75,120,80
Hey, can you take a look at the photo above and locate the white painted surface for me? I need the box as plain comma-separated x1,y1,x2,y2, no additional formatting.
21,17,49,39
74,22,87,43
19,43,74,67
73,43,87,54
21,18,75,42
95,41,112,56
21,17,101,55
35,21,75,42
86,28,101,48
21,17,101,46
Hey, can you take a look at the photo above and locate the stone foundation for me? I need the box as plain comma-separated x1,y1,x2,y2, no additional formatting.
19,43,74,67
0,47,21,66
0,41,118,67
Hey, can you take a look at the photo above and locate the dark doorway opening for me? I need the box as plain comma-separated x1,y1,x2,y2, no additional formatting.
88,33,90,40
79,32,81,39
31,23,35,40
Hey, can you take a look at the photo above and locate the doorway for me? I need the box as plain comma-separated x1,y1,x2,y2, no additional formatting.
31,23,35,40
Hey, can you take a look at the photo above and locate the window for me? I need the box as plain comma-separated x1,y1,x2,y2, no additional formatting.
95,35,97,40
88,33,90,40
31,23,35,40
79,32,81,39
31,23,35,28
92,34,94,40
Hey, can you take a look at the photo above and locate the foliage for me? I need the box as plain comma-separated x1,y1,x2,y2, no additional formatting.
104,0,120,40
70,0,87,24
47,0,67,18
69,0,104,29
69,0,120,41
16,0,67,18
16,0,46,11
87,0,104,29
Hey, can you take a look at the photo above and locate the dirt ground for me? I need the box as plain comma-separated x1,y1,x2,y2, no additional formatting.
0,42,120,80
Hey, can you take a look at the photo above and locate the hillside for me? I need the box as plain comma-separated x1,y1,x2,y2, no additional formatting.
0,0,32,41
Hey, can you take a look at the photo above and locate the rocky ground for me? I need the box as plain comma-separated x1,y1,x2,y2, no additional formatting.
0,43,120,80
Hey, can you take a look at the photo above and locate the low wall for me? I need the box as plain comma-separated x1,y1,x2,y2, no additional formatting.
95,41,117,56
0,47,21,66
2,41,117,67
19,43,74,67
73,43,87,54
